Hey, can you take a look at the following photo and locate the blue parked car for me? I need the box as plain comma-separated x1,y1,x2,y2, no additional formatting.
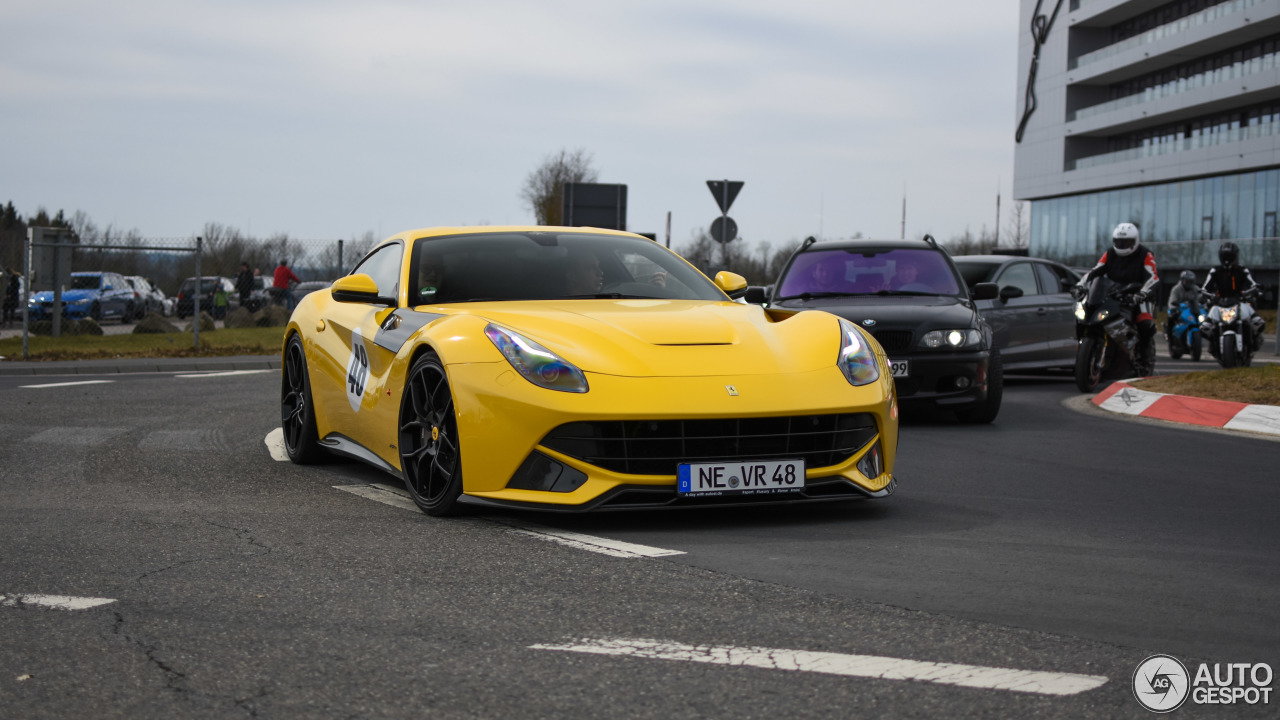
27,271,137,323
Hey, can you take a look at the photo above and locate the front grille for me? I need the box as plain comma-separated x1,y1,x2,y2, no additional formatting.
540,413,878,476
871,330,913,353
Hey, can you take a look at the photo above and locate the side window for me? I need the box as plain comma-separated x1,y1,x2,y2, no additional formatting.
1034,263,1067,294
352,243,404,300
996,262,1039,296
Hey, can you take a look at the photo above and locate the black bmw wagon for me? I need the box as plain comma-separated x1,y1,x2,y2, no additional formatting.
749,236,1002,423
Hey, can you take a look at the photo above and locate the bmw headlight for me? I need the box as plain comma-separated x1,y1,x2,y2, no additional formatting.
1221,306,1238,323
919,328,981,349
484,324,589,393
71,298,91,305
1074,303,1086,321
837,318,880,386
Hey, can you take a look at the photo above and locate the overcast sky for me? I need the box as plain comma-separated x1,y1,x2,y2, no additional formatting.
3,1,1020,250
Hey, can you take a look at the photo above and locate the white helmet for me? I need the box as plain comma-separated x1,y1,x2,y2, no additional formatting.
1112,223,1140,256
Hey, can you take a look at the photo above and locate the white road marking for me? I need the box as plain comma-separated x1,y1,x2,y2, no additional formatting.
1098,385,1164,415
20,380,114,389
530,638,1109,697
334,484,421,512
332,481,685,558
489,519,686,558
265,428,289,461
1,594,117,611
175,370,272,378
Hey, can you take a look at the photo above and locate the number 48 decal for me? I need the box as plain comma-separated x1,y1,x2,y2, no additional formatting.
345,327,370,412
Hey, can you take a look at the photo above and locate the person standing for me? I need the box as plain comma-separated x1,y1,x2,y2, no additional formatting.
273,259,301,309
2,268,20,326
235,262,255,310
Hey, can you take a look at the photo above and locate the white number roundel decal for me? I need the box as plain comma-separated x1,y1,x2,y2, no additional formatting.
346,327,370,412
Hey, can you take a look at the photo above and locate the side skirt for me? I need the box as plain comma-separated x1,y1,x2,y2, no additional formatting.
318,433,404,480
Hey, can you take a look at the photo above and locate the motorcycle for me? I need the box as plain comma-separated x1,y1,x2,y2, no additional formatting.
1200,289,1264,369
1165,301,1202,362
1071,277,1153,393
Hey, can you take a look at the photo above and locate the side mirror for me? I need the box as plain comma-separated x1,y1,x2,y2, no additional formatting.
743,286,769,305
971,282,999,301
714,271,749,299
999,285,1025,302
332,274,395,306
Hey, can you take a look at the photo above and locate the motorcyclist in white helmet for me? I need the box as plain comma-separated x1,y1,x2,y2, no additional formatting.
1075,222,1160,371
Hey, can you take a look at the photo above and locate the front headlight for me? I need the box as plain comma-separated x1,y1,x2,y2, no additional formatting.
484,324,589,393
1220,306,1238,323
71,298,91,305
919,328,981,349
837,318,880,386
1074,303,1086,321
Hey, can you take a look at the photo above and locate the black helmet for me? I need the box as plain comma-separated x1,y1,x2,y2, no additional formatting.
1179,270,1196,288
1218,242,1238,266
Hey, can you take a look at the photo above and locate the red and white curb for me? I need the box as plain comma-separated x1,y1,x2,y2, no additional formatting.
1092,381,1280,436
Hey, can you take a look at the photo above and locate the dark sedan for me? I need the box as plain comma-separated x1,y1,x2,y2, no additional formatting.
951,255,1079,372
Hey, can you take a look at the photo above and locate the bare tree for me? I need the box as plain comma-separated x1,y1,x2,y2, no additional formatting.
1004,201,1031,249
520,148,599,225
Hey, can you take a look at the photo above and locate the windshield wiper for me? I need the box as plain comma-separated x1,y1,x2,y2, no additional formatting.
773,291,880,301
557,293,651,300
871,289,941,296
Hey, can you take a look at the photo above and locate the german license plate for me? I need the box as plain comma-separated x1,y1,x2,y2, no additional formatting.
677,459,805,497
888,359,909,378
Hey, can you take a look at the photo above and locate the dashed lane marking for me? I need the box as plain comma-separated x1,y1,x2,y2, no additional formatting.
19,380,114,389
529,638,1109,697
265,427,289,461
334,483,421,512
1,594,117,611
175,369,273,378
334,481,686,558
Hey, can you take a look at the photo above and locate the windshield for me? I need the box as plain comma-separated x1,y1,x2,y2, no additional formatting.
180,278,221,293
776,248,963,298
69,275,102,290
409,231,725,304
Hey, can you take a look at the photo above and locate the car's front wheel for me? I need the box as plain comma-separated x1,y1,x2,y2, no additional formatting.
956,351,1003,424
399,352,464,516
281,335,323,463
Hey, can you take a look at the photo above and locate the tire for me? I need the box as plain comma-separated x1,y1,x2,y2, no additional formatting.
1168,338,1183,360
399,352,464,516
1190,334,1202,362
956,351,1003,424
1221,338,1238,369
281,335,324,464
1074,336,1107,393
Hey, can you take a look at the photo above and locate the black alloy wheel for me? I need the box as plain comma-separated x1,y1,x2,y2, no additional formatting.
399,353,464,516
281,335,323,463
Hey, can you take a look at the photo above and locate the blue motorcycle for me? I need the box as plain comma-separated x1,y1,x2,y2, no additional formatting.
1166,301,1201,361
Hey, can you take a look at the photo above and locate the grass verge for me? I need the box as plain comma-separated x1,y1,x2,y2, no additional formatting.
1134,364,1280,405
0,326,285,362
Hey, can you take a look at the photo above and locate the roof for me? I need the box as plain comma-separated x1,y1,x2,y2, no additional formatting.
799,237,941,252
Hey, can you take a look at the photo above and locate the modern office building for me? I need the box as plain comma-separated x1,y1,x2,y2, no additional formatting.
1014,0,1280,290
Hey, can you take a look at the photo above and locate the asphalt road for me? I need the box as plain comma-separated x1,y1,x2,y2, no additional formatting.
1,366,1277,718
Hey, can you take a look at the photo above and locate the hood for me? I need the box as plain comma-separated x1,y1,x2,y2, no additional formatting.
461,299,843,377
774,294,979,333
31,289,99,303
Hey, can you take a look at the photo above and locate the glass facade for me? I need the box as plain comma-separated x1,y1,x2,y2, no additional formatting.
1030,168,1280,268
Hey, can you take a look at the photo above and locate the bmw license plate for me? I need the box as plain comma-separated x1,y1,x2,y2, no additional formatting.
888,359,909,378
677,459,805,497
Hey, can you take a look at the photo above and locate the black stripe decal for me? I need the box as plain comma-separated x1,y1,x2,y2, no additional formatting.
372,309,444,354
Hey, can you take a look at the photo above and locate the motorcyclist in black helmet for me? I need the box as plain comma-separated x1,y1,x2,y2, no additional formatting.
1075,222,1160,371
1202,241,1266,342
1165,270,1201,339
